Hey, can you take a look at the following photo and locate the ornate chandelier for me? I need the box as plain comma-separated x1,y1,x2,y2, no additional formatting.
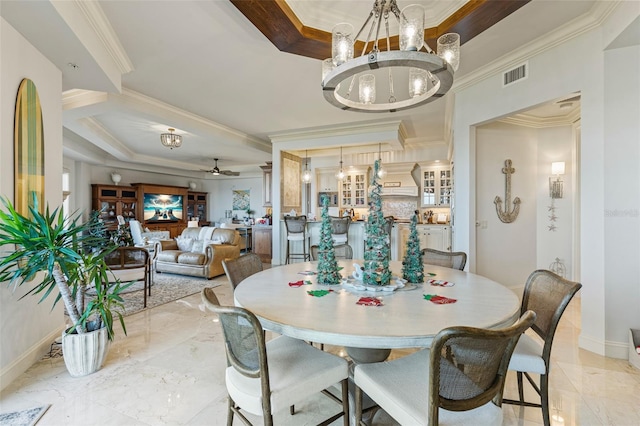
160,128,182,149
321,0,460,113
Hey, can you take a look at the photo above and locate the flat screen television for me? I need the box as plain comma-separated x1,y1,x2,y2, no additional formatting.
143,193,183,222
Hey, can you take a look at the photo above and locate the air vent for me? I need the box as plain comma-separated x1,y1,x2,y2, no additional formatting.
503,63,528,87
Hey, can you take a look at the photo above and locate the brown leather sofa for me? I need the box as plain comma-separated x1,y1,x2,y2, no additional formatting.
153,227,241,279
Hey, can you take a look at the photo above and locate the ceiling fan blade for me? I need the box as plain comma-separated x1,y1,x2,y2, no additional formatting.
221,170,240,176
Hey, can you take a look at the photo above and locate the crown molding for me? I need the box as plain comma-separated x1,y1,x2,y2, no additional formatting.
498,109,581,129
73,0,134,74
452,1,620,93
120,89,272,152
269,120,406,151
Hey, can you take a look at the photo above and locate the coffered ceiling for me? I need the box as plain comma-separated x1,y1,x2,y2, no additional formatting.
0,0,597,179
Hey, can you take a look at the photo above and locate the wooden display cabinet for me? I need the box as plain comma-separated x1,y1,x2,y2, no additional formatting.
252,226,272,263
91,184,138,231
187,191,208,225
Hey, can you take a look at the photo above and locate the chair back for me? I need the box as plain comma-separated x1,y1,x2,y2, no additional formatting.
311,244,353,261
383,216,394,235
222,253,264,290
284,215,307,235
129,220,144,246
330,216,351,235
201,288,269,381
422,248,467,270
521,270,582,358
428,310,536,425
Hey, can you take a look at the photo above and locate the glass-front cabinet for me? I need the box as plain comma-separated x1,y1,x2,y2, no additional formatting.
340,170,368,208
420,163,452,207
187,191,208,224
91,184,138,230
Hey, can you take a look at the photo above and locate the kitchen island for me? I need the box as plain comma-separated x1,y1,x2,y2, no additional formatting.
279,220,403,264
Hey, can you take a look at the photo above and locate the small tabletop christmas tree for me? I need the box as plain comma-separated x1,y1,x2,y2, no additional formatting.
316,194,341,285
363,160,391,286
402,212,424,283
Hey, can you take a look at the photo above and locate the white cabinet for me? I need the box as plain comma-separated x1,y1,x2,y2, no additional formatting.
420,226,451,252
398,224,451,259
317,171,338,192
420,164,452,207
340,170,368,208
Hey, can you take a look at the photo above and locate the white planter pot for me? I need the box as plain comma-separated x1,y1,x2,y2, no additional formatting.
61,326,111,377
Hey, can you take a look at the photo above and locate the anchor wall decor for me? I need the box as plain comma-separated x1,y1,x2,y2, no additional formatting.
494,159,521,223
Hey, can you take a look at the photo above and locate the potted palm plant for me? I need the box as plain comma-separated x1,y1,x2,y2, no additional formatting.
0,196,130,377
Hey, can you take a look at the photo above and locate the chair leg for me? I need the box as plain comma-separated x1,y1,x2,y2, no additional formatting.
227,397,234,426
285,240,290,264
341,378,349,426
517,371,524,402
355,384,363,426
290,404,295,415
541,374,550,426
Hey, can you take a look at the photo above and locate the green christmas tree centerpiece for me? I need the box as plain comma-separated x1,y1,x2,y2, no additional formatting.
316,194,342,285
402,212,424,284
363,160,391,286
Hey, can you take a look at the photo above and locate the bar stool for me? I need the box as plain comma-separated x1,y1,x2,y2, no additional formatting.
330,216,351,246
284,215,310,264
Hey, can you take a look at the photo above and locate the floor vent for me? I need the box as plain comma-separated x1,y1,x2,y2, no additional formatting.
503,63,528,87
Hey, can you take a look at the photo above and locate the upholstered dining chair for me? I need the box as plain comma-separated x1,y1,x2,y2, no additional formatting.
310,244,353,261
329,216,351,245
422,248,467,271
222,253,263,291
283,215,310,264
354,310,536,426
201,287,349,426
503,270,582,426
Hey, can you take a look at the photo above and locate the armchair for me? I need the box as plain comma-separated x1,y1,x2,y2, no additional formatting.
129,219,169,247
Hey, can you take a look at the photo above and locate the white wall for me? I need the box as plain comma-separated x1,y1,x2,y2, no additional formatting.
536,126,574,277
603,42,640,351
453,8,640,357
475,122,538,288
0,17,64,390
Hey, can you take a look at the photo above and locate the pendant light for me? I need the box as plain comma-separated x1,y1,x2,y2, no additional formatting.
336,147,345,180
302,150,312,183
377,143,387,179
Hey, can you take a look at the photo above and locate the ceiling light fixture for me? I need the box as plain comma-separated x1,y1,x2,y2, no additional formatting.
336,147,345,180
160,128,182,149
302,150,312,183
377,143,387,178
321,0,460,113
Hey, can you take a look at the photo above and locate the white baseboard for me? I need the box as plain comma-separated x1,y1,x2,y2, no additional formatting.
579,333,606,356
605,338,631,360
0,326,64,391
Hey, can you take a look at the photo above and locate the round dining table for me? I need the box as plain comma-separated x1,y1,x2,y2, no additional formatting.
233,260,520,350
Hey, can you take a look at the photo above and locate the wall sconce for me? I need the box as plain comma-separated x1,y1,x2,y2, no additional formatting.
111,172,122,186
549,162,565,198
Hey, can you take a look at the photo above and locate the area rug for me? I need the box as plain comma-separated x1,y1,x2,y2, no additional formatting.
0,405,50,426
121,272,225,317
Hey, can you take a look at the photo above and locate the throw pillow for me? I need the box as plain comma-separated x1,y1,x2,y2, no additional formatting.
175,235,194,251
191,240,204,253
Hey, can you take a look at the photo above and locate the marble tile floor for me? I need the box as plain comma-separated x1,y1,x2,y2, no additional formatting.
1,281,640,425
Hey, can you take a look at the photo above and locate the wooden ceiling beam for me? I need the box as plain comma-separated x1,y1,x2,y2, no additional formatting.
230,0,531,60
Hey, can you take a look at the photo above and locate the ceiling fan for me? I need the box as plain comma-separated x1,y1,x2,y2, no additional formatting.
200,158,240,176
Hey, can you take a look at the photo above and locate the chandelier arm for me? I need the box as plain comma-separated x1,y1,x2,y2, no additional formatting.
372,0,387,51
360,11,378,57
384,11,396,103
353,10,375,49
